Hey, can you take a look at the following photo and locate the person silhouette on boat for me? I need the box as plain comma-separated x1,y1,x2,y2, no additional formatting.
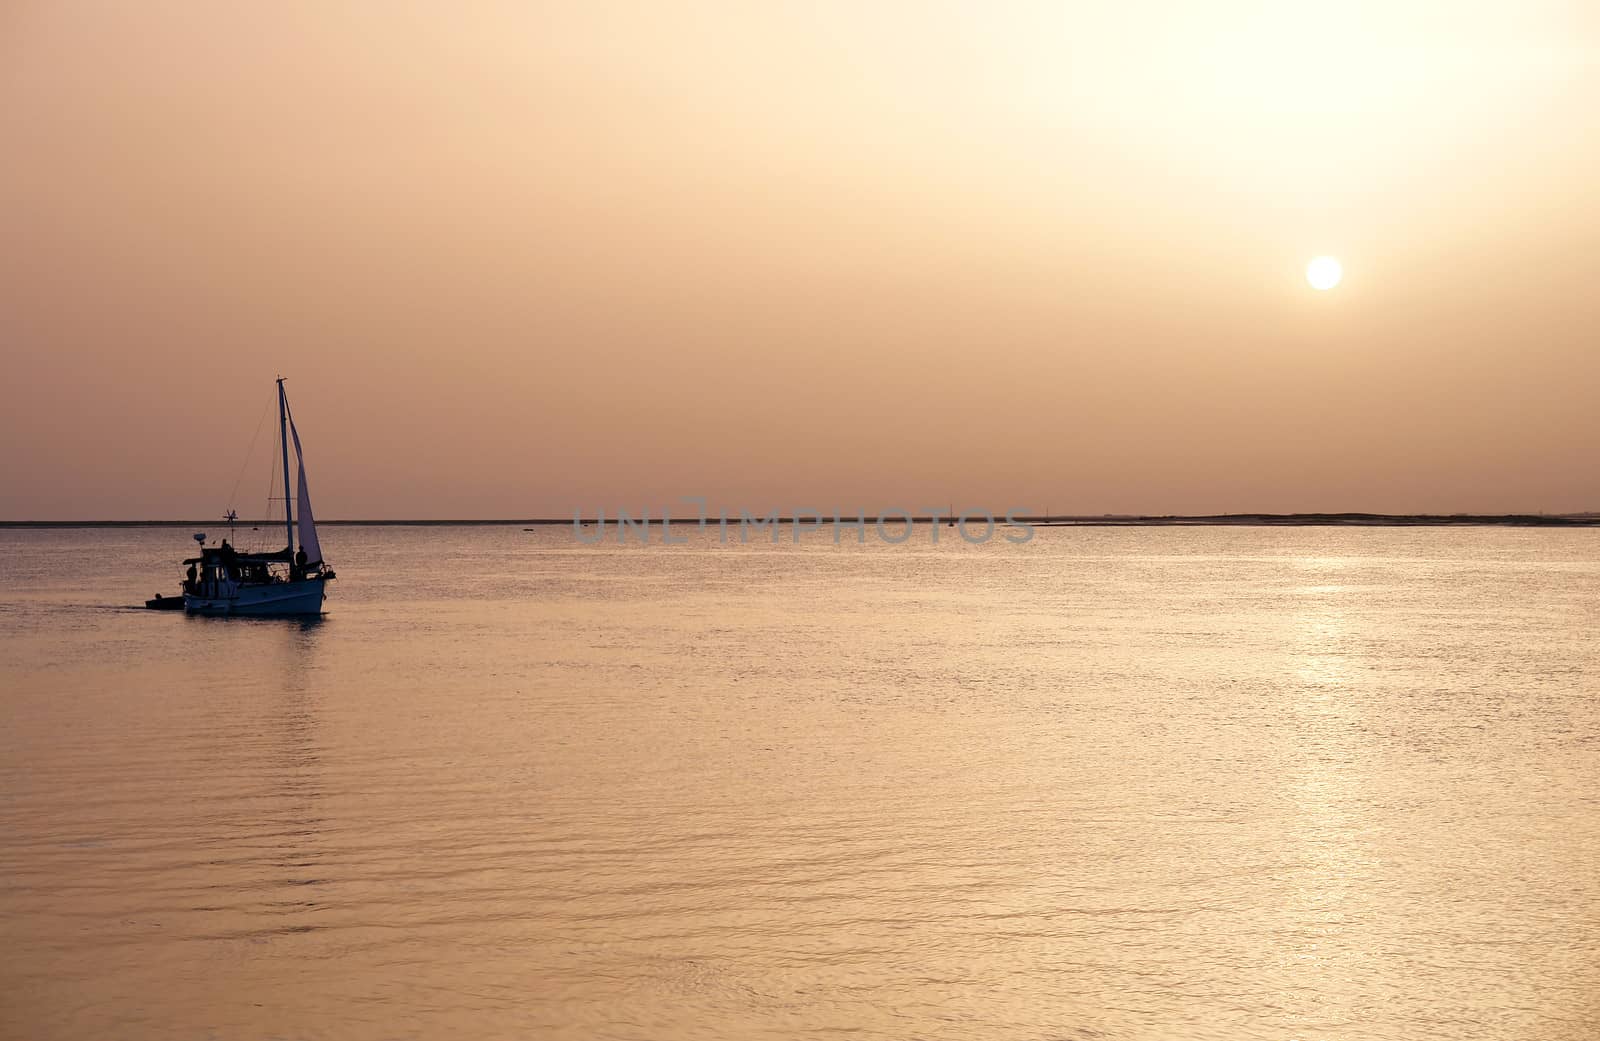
185,562,197,594
218,539,240,580
295,546,308,578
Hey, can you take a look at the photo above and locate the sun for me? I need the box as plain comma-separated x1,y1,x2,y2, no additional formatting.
1306,256,1343,291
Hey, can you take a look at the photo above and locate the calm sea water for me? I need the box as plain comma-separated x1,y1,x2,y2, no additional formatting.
2,525,1598,1041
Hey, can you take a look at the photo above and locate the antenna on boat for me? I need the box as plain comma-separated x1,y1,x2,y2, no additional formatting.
224,509,237,543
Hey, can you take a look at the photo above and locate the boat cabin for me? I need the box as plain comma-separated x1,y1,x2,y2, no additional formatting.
183,543,317,598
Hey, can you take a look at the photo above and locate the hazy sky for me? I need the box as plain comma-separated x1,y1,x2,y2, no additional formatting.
3,1,1596,518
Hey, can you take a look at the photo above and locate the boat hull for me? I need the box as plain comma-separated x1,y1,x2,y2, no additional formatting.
184,577,328,617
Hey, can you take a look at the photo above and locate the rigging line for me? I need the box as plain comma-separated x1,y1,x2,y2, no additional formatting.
283,396,298,467
227,392,275,512
261,413,280,536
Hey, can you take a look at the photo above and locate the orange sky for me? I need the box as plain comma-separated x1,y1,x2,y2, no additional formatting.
2,2,1596,519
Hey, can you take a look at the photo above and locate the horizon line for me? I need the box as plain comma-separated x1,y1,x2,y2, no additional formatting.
4,512,1599,529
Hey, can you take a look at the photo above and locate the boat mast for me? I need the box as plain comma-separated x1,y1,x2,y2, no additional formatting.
277,378,294,557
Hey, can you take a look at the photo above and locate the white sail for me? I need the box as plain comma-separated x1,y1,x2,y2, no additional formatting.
289,417,323,565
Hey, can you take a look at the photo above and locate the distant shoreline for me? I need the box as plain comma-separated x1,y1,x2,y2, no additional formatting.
4,514,1598,529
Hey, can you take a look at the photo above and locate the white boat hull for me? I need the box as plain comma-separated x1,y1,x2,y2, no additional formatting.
184,577,328,617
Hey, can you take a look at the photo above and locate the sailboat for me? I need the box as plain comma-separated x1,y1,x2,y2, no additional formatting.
181,379,335,616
